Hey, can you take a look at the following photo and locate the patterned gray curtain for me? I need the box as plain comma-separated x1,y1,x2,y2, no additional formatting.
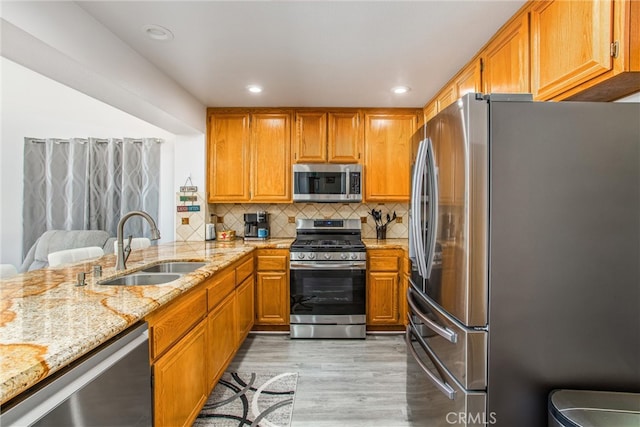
22,137,161,258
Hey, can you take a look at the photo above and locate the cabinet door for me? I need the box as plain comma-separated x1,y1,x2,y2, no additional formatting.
531,0,613,100
424,102,438,123
482,12,530,94
206,291,237,390
364,113,416,202
456,59,482,98
208,113,251,202
251,113,292,202
154,321,208,427
367,271,400,325
328,111,361,163
255,271,289,325
436,84,457,112
236,275,255,342
294,112,327,163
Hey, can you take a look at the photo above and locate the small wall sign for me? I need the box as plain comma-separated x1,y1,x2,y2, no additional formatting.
177,205,201,212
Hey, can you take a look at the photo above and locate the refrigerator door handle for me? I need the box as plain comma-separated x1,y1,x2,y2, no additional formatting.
405,323,456,400
410,138,428,277
407,286,458,344
425,138,439,278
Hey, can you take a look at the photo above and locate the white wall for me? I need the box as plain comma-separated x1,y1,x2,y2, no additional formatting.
616,92,640,102
0,58,186,268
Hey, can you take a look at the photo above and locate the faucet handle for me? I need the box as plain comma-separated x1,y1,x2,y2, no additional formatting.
123,235,133,264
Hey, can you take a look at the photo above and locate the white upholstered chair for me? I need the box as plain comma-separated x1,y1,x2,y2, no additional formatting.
47,246,105,267
113,237,151,253
0,264,18,279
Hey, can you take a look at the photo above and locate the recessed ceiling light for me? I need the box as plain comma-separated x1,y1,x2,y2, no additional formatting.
142,24,174,41
247,85,263,94
392,86,411,94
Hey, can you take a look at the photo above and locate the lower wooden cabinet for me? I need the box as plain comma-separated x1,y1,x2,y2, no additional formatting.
367,249,404,327
206,290,237,390
153,321,208,427
147,253,255,427
236,275,255,342
255,249,289,326
367,271,400,325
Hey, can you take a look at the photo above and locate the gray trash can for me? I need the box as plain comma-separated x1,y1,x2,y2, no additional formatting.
549,389,640,427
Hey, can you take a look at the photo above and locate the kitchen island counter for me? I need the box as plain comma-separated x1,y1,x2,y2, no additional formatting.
0,238,292,405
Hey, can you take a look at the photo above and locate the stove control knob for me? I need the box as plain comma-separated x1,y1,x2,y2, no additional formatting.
350,253,359,260
298,253,305,260
308,253,316,260
340,253,347,260
324,253,331,260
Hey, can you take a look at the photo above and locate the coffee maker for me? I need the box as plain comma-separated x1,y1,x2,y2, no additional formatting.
244,211,270,240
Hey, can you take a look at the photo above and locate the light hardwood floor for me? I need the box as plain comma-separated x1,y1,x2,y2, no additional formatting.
227,332,435,427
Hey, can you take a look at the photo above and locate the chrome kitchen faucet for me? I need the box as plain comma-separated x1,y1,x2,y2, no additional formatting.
116,210,161,270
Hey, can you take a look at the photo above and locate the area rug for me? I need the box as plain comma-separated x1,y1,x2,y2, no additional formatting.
194,372,298,427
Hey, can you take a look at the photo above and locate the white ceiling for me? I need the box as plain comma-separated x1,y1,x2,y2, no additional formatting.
77,1,527,108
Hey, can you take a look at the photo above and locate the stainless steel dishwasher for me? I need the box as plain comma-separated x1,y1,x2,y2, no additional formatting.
1,322,152,426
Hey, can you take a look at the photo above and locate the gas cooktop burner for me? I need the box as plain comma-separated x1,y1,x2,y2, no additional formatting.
290,218,366,259
292,239,364,248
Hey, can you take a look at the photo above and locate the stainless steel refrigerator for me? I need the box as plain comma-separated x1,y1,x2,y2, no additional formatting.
406,93,640,426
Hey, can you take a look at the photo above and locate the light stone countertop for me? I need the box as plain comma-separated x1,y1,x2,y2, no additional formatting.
362,238,409,251
0,238,292,405
0,237,406,405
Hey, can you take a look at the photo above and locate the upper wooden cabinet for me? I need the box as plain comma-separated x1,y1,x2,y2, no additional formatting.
207,110,291,203
364,112,418,202
328,111,361,163
424,102,438,123
424,59,482,125
531,0,612,99
424,0,639,111
207,113,251,202
251,113,291,202
456,58,482,99
533,0,640,101
436,83,457,113
294,112,327,163
293,110,361,164
482,11,530,94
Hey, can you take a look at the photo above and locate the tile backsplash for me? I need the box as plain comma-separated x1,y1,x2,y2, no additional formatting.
210,202,409,239
175,192,206,241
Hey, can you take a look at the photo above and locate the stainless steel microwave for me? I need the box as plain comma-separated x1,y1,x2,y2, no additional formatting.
293,164,362,203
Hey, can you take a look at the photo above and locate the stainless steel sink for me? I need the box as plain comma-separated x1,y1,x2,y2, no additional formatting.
99,273,182,286
140,261,207,274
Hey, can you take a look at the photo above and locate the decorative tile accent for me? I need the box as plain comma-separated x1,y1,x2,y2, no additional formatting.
209,202,409,239
175,192,206,241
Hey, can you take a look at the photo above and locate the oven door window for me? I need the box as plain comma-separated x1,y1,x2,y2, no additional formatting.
290,268,365,316
294,172,346,195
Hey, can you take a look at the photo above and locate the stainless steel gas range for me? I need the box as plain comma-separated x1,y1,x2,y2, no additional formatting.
289,219,366,339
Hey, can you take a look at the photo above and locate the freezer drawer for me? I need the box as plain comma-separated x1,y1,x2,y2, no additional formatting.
406,321,488,426
408,282,487,390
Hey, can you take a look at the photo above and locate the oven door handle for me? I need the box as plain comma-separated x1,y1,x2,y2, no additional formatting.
290,261,366,270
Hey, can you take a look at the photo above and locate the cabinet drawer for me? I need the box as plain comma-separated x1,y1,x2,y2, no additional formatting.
207,268,235,310
236,256,254,284
369,256,399,272
149,289,207,360
257,255,287,271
